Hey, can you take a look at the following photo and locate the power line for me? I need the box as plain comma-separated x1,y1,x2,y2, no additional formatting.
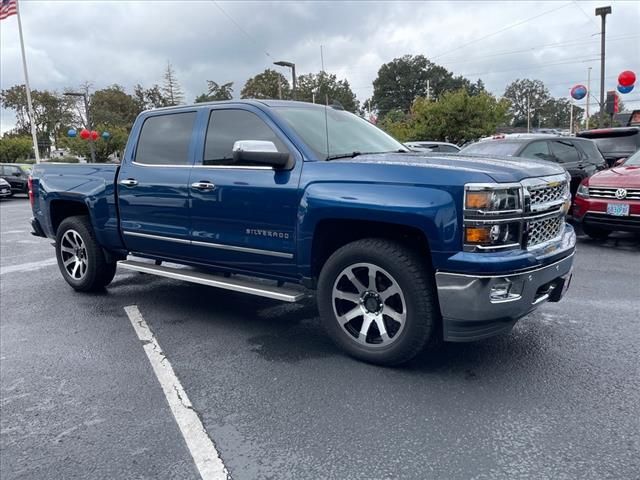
209,0,273,60
431,2,574,60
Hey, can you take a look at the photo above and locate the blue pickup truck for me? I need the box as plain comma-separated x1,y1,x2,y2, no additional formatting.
29,100,576,365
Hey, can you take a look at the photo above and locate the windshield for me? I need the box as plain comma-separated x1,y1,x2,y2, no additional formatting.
461,141,522,156
274,106,405,159
625,149,640,166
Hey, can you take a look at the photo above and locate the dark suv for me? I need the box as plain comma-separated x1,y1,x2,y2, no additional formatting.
0,164,29,194
460,134,607,196
577,126,640,167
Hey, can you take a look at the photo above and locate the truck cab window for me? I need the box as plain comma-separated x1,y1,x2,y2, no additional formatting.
204,109,287,166
135,112,196,165
550,140,579,164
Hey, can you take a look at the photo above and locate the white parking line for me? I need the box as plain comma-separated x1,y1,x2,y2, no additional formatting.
0,258,57,275
123,306,229,480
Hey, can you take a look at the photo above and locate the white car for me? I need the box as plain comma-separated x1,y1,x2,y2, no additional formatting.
404,141,460,153
0,178,12,198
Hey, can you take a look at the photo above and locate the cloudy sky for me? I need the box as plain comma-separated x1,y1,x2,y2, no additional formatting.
1,0,639,132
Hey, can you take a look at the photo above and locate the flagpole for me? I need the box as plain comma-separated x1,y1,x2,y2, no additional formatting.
15,0,40,163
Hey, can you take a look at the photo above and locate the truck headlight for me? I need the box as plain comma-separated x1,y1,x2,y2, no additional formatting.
464,222,521,249
465,187,521,213
576,183,589,198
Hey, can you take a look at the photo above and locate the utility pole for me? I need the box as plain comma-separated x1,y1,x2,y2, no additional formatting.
274,61,296,100
569,103,574,135
427,80,431,100
586,66,592,129
527,95,531,133
595,6,612,128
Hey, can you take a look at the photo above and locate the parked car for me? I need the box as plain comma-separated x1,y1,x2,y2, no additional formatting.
0,178,12,198
404,141,460,153
29,100,575,366
0,163,29,194
577,126,640,167
460,135,607,196
573,148,640,239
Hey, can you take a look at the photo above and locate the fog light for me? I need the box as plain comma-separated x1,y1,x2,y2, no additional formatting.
490,280,523,302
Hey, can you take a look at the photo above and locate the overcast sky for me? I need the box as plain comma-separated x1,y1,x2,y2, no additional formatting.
1,0,639,132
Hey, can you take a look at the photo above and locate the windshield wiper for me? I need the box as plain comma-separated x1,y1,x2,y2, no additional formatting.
326,151,363,161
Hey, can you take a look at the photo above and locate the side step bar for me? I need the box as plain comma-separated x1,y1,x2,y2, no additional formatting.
118,260,307,302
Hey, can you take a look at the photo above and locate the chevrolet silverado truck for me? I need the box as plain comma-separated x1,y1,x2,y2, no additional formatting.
29,100,576,365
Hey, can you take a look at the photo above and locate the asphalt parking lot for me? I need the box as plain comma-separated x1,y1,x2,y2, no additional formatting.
1,196,639,480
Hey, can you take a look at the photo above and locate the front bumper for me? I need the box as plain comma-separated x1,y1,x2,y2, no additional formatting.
435,252,574,342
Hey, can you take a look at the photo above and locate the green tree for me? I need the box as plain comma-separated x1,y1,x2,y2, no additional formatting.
241,69,290,99
503,78,550,128
58,124,129,163
0,136,33,163
539,98,584,129
195,81,234,103
371,55,475,115
377,109,413,141
90,85,142,129
296,71,359,113
161,62,184,106
0,84,74,150
382,90,510,144
134,84,168,109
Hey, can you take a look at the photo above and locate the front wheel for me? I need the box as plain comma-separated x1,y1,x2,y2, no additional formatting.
317,239,440,366
55,216,117,292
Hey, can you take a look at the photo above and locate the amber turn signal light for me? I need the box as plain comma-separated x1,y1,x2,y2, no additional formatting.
465,226,491,244
466,191,491,210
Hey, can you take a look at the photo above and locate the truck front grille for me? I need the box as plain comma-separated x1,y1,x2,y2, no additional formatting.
526,215,564,248
527,182,570,209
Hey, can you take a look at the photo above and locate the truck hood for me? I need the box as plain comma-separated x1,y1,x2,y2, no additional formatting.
341,152,565,183
587,166,640,187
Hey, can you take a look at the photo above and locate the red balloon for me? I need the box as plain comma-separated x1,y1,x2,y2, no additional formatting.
618,70,636,87
79,129,90,140
90,130,99,140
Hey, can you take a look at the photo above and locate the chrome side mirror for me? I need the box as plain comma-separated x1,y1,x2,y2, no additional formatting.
232,140,290,168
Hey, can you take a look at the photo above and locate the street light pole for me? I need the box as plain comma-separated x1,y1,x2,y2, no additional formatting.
586,66,592,129
65,91,96,163
595,6,612,128
274,61,296,100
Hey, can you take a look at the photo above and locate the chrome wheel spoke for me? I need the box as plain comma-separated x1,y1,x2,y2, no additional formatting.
368,267,377,291
338,306,362,325
346,269,367,294
334,290,360,304
71,262,80,278
60,246,75,255
384,308,405,325
63,257,75,267
380,285,401,301
358,316,374,341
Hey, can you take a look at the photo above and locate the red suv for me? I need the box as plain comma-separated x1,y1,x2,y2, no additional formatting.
573,149,640,239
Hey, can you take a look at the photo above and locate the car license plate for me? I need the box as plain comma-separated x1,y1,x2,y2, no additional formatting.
607,203,629,216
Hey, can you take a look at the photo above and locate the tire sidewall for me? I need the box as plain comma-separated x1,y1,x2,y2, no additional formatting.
318,241,435,364
55,217,101,291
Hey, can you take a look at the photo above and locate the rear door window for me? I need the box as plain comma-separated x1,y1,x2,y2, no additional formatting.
135,112,197,165
550,140,580,164
519,141,551,161
461,141,522,156
573,140,606,164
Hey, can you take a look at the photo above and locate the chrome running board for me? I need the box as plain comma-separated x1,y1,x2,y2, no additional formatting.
118,260,307,302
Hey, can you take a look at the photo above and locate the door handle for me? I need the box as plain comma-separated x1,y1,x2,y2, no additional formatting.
191,181,216,191
120,178,138,187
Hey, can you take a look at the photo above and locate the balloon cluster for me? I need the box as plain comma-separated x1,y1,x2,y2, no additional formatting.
67,129,110,140
617,70,635,94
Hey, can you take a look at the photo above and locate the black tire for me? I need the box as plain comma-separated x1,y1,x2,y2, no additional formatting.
583,224,611,240
317,238,440,366
55,216,117,292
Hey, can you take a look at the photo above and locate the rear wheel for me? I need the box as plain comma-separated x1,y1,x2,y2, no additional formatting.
55,216,117,292
583,224,611,240
317,238,440,366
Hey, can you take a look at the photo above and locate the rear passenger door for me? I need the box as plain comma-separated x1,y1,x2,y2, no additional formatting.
188,106,302,277
549,140,583,196
118,111,197,259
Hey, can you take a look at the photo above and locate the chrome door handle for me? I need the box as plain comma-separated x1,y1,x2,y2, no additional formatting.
191,181,216,191
120,178,138,187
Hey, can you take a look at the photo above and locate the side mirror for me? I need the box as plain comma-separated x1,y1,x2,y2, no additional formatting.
613,157,627,167
232,140,290,168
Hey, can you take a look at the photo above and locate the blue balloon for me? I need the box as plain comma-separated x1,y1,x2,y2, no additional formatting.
617,84,634,94
101,131,111,140
67,128,77,137
570,85,587,100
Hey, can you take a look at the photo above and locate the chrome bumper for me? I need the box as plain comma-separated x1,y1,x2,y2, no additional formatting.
435,252,574,342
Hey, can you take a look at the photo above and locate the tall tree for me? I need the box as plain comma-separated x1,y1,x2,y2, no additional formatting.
296,71,359,113
503,78,550,128
0,84,74,151
241,69,290,99
539,98,584,129
195,81,234,103
134,84,168,110
90,85,143,130
371,55,475,115
161,62,184,106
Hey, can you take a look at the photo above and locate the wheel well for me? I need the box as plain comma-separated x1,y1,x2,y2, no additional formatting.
311,219,432,278
50,200,89,234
